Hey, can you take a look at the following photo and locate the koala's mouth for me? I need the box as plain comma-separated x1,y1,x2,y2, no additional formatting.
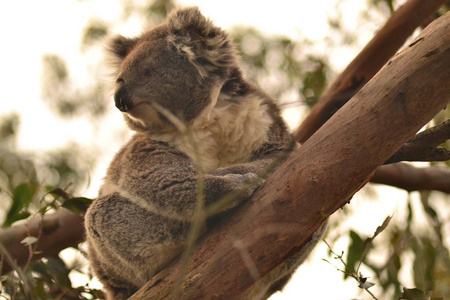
126,102,154,119
124,102,177,134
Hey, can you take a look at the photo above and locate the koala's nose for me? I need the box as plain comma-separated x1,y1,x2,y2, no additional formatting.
114,78,130,112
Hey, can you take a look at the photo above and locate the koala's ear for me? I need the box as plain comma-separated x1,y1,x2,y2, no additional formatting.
108,35,138,59
167,7,237,78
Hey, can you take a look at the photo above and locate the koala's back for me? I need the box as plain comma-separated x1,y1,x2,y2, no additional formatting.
85,136,194,294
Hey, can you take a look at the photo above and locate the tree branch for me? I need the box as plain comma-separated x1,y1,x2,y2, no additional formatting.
293,0,446,143
0,208,84,274
372,163,450,193
130,12,450,299
384,119,450,164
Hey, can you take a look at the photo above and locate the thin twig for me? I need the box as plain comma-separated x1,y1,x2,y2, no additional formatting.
323,240,378,300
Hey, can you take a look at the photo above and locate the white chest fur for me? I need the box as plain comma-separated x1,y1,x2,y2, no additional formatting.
153,95,273,173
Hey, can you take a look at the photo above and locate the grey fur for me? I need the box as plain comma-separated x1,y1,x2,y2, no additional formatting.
85,7,324,300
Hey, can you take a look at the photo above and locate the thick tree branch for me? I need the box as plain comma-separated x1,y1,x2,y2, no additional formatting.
293,0,446,143
131,12,450,299
0,208,84,274
372,164,450,193
384,119,450,164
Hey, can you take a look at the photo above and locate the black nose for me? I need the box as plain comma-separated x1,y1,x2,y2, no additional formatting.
114,78,130,112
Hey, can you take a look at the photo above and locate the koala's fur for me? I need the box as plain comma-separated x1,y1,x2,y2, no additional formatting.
85,7,325,300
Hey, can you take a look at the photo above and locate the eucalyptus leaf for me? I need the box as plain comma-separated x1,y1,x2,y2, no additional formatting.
46,256,72,289
346,230,365,278
62,197,92,215
3,183,36,227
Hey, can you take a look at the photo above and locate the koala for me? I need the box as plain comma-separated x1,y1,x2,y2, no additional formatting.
85,7,326,300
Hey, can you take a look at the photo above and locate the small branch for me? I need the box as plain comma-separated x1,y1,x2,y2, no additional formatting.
384,119,450,164
294,0,446,143
323,240,378,300
0,208,84,274
372,163,450,193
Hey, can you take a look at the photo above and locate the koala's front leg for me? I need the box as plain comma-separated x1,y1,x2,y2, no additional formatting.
204,172,265,212
122,161,264,222
211,141,296,178
168,172,264,219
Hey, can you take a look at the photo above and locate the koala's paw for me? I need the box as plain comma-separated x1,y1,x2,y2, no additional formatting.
242,172,265,187
225,172,265,198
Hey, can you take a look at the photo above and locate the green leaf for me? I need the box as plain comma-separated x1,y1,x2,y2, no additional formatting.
48,187,74,202
62,197,92,215
412,239,436,292
346,230,365,278
6,211,32,227
0,113,19,141
373,215,392,238
385,251,402,293
33,278,48,300
30,261,53,283
320,211,329,218
399,288,429,300
46,257,72,289
42,54,68,82
3,183,36,227
82,22,108,46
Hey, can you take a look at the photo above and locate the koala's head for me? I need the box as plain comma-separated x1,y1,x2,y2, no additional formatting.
108,7,238,133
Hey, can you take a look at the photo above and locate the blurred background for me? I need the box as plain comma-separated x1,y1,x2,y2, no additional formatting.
0,0,449,299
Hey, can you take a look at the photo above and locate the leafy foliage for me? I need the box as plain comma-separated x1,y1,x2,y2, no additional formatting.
2,255,103,300
41,54,107,118
0,114,95,298
232,28,330,108
3,183,37,227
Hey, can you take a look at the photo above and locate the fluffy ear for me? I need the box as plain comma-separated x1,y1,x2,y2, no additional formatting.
167,7,238,78
108,35,138,59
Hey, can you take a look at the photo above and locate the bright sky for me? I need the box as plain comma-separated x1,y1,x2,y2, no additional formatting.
0,1,414,299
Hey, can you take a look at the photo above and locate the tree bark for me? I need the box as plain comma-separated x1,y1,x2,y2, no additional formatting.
130,12,450,300
293,0,446,143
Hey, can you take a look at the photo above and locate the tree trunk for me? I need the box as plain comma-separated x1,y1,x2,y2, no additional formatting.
130,12,450,299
